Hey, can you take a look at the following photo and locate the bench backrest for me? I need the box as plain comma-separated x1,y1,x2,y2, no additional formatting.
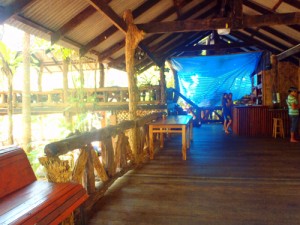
0,146,37,199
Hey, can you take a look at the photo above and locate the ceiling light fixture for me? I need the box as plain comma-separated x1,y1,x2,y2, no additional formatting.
217,23,230,35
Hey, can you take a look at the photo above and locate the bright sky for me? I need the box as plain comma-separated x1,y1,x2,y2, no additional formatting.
1,25,23,51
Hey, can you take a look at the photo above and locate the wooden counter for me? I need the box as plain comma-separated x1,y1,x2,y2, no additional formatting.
232,106,290,137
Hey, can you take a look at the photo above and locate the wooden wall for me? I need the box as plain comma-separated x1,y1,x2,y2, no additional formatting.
263,58,300,108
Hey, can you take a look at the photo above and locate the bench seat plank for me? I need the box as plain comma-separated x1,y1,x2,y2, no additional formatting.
0,146,88,225
0,147,36,198
0,181,88,225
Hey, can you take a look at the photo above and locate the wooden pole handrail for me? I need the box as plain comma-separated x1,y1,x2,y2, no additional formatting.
44,112,162,157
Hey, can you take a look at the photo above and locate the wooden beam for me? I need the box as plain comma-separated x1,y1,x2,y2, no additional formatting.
98,40,125,62
83,0,160,66
260,26,299,46
80,0,160,56
173,0,192,18
283,0,300,9
272,0,284,11
231,0,243,19
230,30,280,54
51,6,96,44
176,42,251,52
277,44,300,61
13,14,83,49
243,0,300,31
141,4,216,61
137,12,300,33
244,27,288,51
86,0,127,33
0,0,34,23
80,26,118,56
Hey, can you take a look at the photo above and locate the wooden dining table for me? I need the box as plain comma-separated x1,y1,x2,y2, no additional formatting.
148,115,193,160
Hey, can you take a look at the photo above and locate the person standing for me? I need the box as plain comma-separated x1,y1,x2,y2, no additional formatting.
222,93,232,134
286,87,299,142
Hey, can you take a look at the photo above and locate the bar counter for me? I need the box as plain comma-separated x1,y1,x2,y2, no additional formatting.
232,105,290,137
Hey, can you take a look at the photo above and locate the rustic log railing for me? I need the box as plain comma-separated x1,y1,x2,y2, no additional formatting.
0,86,161,106
40,112,163,221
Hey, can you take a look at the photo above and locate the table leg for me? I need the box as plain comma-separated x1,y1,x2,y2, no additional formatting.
186,124,190,149
190,120,193,141
149,126,154,159
182,125,187,160
160,128,164,148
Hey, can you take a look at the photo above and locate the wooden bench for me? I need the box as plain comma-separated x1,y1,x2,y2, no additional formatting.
0,146,88,225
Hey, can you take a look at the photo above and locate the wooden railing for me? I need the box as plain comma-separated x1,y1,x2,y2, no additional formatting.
0,85,161,106
40,112,163,221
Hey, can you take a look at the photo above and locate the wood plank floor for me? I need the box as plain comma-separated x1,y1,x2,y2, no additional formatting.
88,124,300,225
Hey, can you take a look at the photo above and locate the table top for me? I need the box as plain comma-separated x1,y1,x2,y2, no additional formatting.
149,115,193,125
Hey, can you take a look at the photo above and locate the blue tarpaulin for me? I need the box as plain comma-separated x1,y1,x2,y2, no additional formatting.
170,52,262,107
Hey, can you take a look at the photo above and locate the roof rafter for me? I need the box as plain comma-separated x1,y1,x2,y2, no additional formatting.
283,0,300,9
86,0,195,64
86,0,162,66
51,6,97,45
277,44,300,61
243,0,300,31
86,0,127,33
80,0,160,56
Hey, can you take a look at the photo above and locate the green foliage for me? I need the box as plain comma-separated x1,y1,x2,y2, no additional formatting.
27,143,45,178
137,65,175,88
0,41,22,75
137,66,160,87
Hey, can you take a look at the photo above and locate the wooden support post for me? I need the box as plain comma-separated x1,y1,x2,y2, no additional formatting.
159,63,166,104
12,93,16,105
72,149,88,185
91,148,108,182
110,114,117,125
63,59,69,103
85,145,95,194
0,93,4,103
37,64,43,102
102,137,115,177
123,9,145,163
99,62,105,88
22,32,31,152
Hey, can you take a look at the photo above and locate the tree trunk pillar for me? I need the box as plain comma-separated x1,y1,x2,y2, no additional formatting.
63,59,69,103
159,62,166,104
85,145,96,194
99,62,105,88
123,10,145,163
22,32,31,152
37,64,43,102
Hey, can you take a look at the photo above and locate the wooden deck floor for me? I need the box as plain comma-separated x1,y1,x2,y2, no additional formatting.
88,124,300,225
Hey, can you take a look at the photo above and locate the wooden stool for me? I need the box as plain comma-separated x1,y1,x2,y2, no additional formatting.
273,118,284,138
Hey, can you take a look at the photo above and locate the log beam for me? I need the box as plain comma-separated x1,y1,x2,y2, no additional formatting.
124,10,145,163
137,12,300,33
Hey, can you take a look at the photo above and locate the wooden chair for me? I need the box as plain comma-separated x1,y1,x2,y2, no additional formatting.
272,118,284,138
